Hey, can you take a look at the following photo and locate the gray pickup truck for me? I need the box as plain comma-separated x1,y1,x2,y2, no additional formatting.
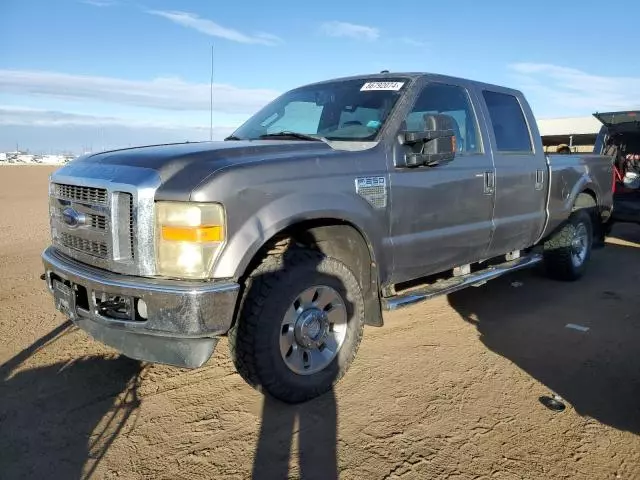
42,72,614,403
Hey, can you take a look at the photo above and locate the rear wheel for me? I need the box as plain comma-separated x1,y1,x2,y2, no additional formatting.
228,248,365,404
543,196,595,281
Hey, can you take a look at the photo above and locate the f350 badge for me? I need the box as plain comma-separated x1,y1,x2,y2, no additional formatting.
355,176,387,209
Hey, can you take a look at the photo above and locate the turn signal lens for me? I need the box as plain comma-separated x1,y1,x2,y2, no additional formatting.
161,225,224,243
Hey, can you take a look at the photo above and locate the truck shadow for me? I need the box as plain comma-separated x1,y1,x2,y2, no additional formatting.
244,240,354,480
252,392,338,480
447,239,640,434
0,320,144,480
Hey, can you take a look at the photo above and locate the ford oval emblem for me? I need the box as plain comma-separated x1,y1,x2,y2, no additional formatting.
62,207,85,228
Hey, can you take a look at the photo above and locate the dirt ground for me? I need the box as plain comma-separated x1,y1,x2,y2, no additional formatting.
1,165,639,480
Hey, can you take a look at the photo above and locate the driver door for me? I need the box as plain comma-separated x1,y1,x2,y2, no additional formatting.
389,82,496,284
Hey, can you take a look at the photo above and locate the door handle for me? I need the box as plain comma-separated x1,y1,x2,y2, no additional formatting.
535,169,544,190
483,171,495,195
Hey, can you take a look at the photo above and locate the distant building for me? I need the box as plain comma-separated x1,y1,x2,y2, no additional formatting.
0,152,75,165
537,115,602,153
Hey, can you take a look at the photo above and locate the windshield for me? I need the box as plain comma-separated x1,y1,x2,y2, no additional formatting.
230,78,409,142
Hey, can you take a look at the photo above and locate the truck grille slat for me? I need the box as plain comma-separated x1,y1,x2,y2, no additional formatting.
112,192,135,261
90,214,107,230
129,196,135,259
54,184,108,205
59,232,109,258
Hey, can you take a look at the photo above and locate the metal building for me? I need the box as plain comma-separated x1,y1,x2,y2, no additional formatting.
537,115,602,153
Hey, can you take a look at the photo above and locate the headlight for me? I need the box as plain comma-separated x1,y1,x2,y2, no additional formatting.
155,201,226,279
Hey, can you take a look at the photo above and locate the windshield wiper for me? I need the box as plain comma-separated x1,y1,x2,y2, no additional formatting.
258,131,326,142
224,134,242,141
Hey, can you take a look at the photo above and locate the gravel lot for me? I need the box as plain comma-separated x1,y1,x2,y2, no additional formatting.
1,165,639,479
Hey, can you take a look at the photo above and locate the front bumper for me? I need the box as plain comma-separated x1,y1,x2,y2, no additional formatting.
41,246,240,368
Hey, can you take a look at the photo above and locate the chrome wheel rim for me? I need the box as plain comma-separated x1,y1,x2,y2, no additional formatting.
279,285,348,375
570,222,589,268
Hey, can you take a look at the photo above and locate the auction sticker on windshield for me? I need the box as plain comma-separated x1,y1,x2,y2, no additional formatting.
360,81,405,91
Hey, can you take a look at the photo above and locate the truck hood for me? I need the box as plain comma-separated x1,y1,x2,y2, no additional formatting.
75,140,335,200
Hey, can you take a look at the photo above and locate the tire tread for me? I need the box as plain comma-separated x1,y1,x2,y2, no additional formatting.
228,248,365,403
543,196,594,281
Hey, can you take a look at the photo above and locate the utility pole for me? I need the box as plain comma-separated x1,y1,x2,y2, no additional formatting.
210,43,214,141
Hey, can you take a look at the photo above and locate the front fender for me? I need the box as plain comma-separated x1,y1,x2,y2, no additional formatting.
211,192,388,281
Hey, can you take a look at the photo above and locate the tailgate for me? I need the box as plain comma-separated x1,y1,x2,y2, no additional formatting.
593,110,640,127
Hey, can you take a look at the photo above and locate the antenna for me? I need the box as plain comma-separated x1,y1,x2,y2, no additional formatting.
209,43,214,141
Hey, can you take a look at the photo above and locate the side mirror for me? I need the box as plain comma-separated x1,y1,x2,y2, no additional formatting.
399,114,457,167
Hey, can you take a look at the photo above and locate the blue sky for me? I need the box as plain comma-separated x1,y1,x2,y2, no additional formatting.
2,0,640,153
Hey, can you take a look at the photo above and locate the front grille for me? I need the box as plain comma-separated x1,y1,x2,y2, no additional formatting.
50,182,137,271
48,163,159,277
59,232,108,258
54,184,108,205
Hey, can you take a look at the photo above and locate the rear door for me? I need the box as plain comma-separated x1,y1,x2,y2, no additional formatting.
479,89,548,258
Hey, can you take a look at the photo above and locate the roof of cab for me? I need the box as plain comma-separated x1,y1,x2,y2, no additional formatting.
298,71,524,97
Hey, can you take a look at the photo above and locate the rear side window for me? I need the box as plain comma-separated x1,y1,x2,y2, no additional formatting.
483,91,533,153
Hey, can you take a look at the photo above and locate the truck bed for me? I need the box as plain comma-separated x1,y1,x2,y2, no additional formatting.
543,153,614,239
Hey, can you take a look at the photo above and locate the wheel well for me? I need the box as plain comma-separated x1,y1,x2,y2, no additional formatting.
574,189,604,242
242,219,384,327
572,190,597,213
580,189,597,206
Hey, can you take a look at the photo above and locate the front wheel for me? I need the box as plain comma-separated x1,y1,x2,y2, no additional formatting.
228,249,365,403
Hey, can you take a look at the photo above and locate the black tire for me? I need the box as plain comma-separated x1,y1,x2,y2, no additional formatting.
543,196,595,281
228,248,365,404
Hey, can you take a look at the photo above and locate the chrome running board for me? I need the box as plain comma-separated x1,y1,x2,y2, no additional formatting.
382,254,543,311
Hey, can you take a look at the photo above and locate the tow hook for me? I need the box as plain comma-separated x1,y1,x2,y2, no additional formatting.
40,273,46,281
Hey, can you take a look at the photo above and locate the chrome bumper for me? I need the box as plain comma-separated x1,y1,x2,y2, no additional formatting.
41,246,240,368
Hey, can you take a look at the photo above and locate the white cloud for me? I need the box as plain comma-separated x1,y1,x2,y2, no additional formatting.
320,21,379,41
81,0,117,6
148,10,282,46
0,69,280,114
0,106,233,130
0,106,118,127
508,63,640,116
0,107,238,154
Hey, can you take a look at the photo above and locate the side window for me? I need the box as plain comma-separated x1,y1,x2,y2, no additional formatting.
482,91,533,153
263,101,323,134
405,83,481,154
